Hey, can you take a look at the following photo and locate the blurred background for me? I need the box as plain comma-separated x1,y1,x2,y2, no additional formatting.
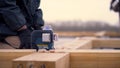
41,0,120,37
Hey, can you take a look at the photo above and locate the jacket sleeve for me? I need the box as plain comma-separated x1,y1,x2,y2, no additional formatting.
0,0,26,31
33,0,44,27
34,9,44,26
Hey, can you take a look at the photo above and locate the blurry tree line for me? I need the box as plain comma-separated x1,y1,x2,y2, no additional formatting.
47,21,120,32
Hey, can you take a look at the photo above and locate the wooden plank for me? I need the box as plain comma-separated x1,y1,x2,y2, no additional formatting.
69,50,120,68
77,40,92,49
70,61,98,68
98,53,120,61
55,39,92,50
104,31,120,37
98,61,120,68
55,31,95,37
0,49,120,68
13,61,55,68
0,49,35,68
92,39,120,48
70,51,98,68
13,53,69,68
97,52,120,68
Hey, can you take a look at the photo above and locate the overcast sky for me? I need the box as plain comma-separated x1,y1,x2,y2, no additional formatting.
41,0,119,25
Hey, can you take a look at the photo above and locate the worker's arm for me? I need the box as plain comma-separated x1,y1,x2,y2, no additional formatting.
0,0,33,49
32,0,44,30
33,9,44,30
0,0,26,31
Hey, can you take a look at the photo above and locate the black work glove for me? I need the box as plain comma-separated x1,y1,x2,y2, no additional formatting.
33,25,43,30
18,29,39,51
18,29,31,49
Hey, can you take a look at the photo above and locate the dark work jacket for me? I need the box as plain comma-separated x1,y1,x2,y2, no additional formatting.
110,0,120,12
0,0,44,35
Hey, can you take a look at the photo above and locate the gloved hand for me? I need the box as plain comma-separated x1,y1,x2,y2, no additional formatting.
18,28,39,51
18,29,31,49
33,25,43,30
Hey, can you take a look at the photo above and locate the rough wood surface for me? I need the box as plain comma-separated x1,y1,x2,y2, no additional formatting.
0,49,35,68
93,39,120,48
13,53,69,68
55,39,92,50
0,38,120,68
69,50,120,68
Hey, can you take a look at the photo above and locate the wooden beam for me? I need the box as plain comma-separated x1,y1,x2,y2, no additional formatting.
69,50,120,68
0,49,35,68
77,40,92,49
13,53,69,68
55,39,92,50
92,39,120,48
